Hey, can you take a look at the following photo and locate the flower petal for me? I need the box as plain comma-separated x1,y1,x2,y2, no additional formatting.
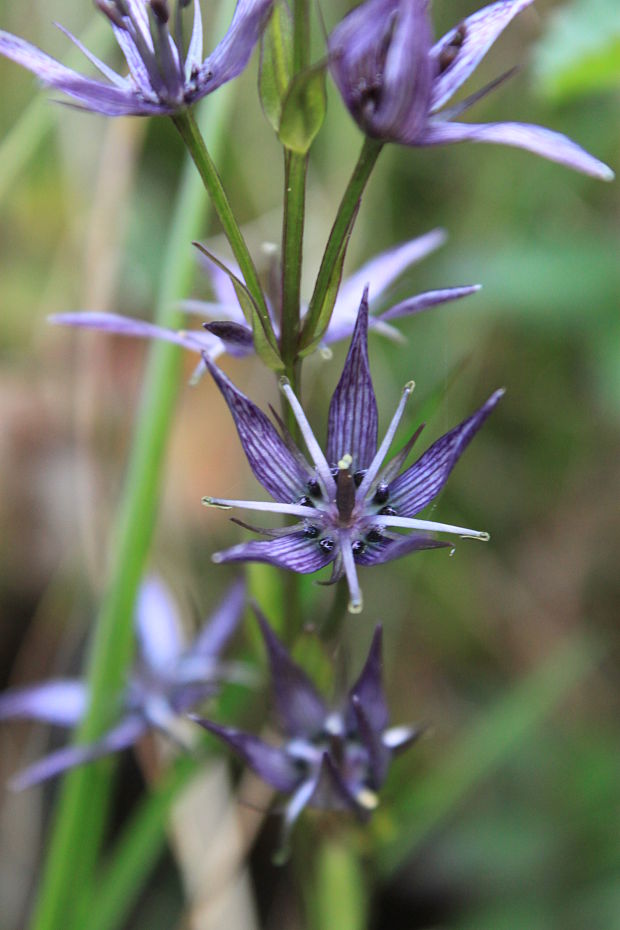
9,715,145,791
54,24,129,89
430,0,534,113
351,695,390,788
310,751,363,814
135,576,184,674
255,609,327,738
213,532,335,575
347,626,389,734
185,0,204,77
326,230,447,345
190,579,246,659
354,534,450,565
50,311,223,360
418,120,614,181
204,355,308,502
0,680,88,727
197,0,275,96
191,717,299,792
389,389,504,516
379,285,481,322
327,290,378,469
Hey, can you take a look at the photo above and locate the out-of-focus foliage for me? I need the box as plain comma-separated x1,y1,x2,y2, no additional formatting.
0,1,619,929
533,0,620,101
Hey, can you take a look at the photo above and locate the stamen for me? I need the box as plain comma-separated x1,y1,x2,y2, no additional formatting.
336,454,356,522
357,381,415,500
341,539,363,614
356,787,379,810
202,496,317,519
279,378,336,498
368,513,490,540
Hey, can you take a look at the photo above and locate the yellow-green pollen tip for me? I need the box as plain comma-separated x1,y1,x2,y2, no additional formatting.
338,453,353,471
356,787,379,810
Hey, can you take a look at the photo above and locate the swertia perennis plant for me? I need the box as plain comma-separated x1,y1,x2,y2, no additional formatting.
202,293,503,613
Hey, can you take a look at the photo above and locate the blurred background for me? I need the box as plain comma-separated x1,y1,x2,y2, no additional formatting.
0,0,619,928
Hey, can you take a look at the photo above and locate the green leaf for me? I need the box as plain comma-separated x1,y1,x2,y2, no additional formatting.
278,64,327,155
192,243,283,370
533,0,620,101
299,204,358,355
259,1,294,132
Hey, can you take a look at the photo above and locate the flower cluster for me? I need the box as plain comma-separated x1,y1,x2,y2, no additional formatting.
202,292,502,612
194,613,421,852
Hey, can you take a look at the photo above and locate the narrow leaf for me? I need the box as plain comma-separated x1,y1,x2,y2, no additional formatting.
278,63,327,155
259,1,294,132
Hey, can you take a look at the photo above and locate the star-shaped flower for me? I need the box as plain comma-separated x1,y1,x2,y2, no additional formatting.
0,0,273,117
0,578,247,789
193,615,421,855
203,291,503,613
328,0,613,180
49,229,480,369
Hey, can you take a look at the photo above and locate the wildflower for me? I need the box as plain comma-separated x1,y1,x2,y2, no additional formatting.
193,615,421,854
0,0,273,117
50,229,480,368
328,0,613,180
0,579,248,789
203,291,502,613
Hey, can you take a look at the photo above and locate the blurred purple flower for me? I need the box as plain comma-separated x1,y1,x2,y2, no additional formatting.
0,579,247,790
0,0,273,116
203,292,502,613
328,0,613,180
193,615,421,855
50,229,480,370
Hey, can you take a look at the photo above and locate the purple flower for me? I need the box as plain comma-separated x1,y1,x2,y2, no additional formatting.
193,615,421,854
49,230,480,370
0,0,273,117
0,578,247,790
328,0,613,180
203,292,502,613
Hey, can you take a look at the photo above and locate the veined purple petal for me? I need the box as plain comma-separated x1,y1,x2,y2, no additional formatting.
197,0,274,97
54,24,128,89
112,24,155,96
204,355,308,502
327,291,378,470
191,717,299,792
255,610,327,738
0,680,88,727
389,389,504,516
135,576,183,674
49,312,221,357
347,626,389,735
351,695,390,788
379,285,481,323
430,0,534,113
190,580,246,659
354,534,450,565
333,230,447,324
376,0,433,141
418,120,614,181
0,31,93,85
213,532,335,575
185,0,204,77
9,715,145,791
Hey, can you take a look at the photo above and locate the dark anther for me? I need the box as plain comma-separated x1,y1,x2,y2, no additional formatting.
366,528,383,544
330,466,339,479
438,22,466,73
373,482,389,504
304,524,320,539
95,0,127,29
319,537,335,553
352,540,366,557
297,496,315,509
379,505,397,516
353,469,367,487
150,0,170,24
307,478,322,498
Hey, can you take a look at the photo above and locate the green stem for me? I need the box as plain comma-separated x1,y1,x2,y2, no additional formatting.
293,0,310,72
172,108,277,354
301,136,383,349
280,151,307,369
30,37,238,930
311,840,368,930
